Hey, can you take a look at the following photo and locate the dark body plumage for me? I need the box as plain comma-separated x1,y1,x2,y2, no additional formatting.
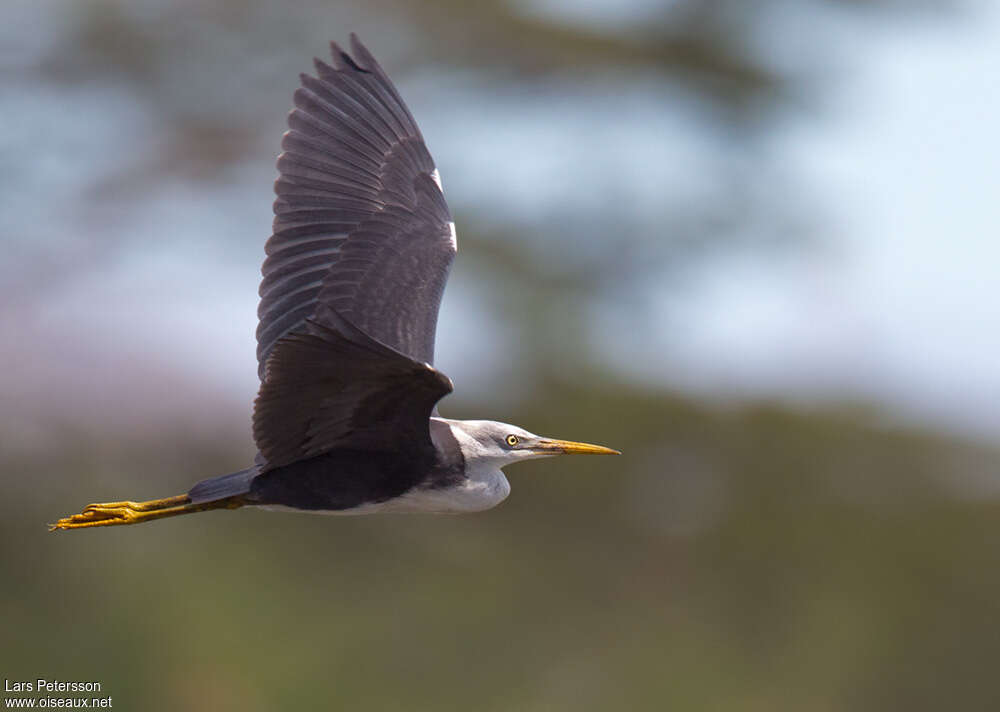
248,419,465,511
188,35,460,511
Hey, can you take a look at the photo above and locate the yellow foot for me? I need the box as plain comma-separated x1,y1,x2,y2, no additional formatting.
49,494,242,531
49,495,191,530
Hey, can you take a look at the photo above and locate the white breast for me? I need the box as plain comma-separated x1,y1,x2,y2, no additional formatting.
376,466,510,513
370,422,511,513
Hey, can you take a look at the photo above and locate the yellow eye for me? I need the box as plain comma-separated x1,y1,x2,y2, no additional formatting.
505,434,519,447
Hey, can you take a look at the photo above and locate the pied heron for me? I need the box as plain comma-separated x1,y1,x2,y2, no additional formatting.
51,35,618,531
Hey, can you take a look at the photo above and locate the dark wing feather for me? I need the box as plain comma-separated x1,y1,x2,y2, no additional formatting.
254,309,453,470
257,34,455,379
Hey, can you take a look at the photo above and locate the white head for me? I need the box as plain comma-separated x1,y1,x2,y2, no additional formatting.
450,420,619,470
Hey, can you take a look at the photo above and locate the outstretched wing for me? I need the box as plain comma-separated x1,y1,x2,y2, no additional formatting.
257,34,456,380
254,309,453,470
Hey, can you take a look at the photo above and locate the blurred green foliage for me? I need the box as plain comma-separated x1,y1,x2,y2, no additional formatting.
5,382,1000,710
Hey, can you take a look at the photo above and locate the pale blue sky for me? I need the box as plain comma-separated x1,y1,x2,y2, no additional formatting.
3,0,998,444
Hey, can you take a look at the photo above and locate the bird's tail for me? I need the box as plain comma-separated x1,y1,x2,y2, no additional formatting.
49,493,245,531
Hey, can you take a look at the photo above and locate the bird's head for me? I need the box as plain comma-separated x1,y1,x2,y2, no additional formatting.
452,420,620,469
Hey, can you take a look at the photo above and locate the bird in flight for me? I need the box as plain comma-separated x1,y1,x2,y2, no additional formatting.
51,35,618,531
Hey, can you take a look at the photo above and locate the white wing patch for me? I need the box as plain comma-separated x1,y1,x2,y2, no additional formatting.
428,169,455,248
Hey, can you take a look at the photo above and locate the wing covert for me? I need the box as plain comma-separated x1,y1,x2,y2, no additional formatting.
254,309,453,469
